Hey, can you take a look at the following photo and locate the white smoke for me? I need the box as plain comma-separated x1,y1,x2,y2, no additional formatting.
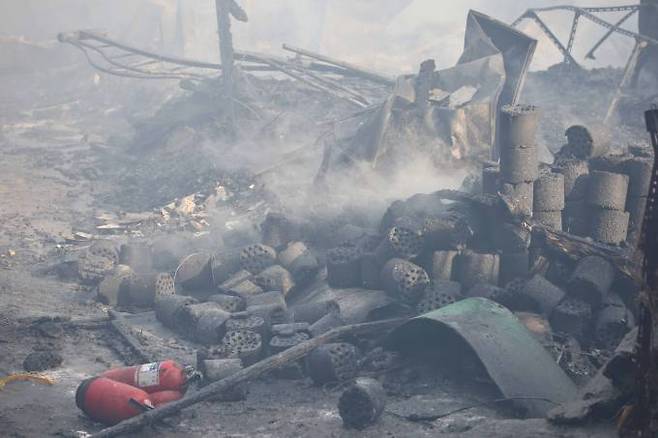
0,0,638,74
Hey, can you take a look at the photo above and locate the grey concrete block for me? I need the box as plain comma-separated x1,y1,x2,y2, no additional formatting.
522,274,566,316
568,256,615,306
499,104,540,147
500,144,539,183
534,172,565,211
589,208,630,245
587,171,629,211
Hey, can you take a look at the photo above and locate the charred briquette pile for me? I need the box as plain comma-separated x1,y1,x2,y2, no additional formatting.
76,239,187,310
498,104,540,217
125,272,176,307
380,258,430,303
218,329,264,366
240,244,277,274
590,150,654,247
495,105,540,284
225,311,268,339
277,241,320,288
374,218,425,264
268,323,311,355
533,171,565,230
176,253,214,291
207,293,246,313
551,125,653,246
268,323,311,378
327,245,362,288
85,108,648,417
430,250,459,281
481,161,500,196
555,158,590,236
586,171,630,245
306,342,359,385
338,378,386,430
454,251,499,290
178,302,231,345
416,280,463,315
97,265,135,306
155,295,198,331
253,265,296,297
624,153,653,246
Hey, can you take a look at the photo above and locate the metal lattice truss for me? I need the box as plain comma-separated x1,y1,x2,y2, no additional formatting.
58,30,393,108
512,4,658,67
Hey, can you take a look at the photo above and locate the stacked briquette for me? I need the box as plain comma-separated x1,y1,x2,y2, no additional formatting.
586,170,630,245
622,149,653,247
555,159,590,236
497,104,540,284
533,171,565,230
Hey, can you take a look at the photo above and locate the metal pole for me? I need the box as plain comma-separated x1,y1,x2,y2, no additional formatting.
585,9,637,60
604,39,645,124
527,12,581,68
215,0,236,138
565,12,580,63
632,105,658,436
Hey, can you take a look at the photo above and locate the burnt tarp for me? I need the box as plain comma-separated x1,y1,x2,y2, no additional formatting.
324,10,536,176
386,298,577,418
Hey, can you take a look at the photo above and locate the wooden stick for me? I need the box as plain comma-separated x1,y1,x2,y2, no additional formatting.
90,318,406,438
532,225,637,278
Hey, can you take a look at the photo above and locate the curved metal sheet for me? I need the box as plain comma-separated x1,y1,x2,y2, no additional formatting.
386,297,578,417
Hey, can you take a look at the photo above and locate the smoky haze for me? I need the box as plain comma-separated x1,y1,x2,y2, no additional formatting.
0,0,643,226
0,0,640,74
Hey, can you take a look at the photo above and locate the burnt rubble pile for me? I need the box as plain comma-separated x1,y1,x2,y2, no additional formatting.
64,101,650,428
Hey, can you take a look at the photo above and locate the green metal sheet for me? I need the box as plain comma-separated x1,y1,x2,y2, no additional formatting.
386,297,578,417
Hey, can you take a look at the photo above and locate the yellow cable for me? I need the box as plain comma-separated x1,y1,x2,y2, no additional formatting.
0,374,55,390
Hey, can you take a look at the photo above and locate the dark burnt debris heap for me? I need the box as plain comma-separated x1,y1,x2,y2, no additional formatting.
69,98,657,434
48,5,658,435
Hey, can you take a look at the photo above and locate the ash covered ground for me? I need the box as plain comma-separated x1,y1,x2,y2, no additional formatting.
0,5,656,438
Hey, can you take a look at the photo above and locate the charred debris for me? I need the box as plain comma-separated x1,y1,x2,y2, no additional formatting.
13,3,658,437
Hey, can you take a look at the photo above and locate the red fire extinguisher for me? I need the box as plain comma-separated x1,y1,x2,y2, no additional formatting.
76,377,154,426
101,360,190,394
